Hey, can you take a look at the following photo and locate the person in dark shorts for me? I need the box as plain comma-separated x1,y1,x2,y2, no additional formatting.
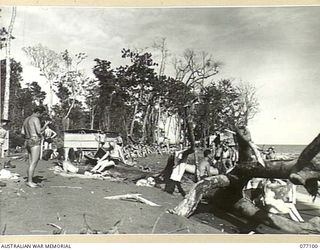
43,124,57,150
21,106,50,188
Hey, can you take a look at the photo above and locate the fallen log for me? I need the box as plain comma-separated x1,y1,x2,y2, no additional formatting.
168,175,230,217
234,198,320,234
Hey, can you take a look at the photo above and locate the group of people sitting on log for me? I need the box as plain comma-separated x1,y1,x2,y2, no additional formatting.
161,125,275,197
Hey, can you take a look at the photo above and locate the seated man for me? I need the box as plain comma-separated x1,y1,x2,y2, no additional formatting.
87,140,128,171
198,149,218,180
265,146,276,160
90,143,115,174
220,143,233,173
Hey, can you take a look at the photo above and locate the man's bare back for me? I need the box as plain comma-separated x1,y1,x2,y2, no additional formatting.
22,115,41,139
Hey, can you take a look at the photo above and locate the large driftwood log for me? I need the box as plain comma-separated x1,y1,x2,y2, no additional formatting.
170,128,320,233
234,198,320,234
169,175,230,217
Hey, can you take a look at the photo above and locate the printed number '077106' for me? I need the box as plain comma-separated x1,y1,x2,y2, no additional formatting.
300,244,319,248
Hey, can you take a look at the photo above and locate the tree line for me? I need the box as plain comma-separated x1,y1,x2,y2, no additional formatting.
1,9,259,149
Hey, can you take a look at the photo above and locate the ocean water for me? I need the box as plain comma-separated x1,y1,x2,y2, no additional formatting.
260,144,320,162
260,144,306,155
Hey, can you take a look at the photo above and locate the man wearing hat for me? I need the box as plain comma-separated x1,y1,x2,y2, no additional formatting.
0,119,10,158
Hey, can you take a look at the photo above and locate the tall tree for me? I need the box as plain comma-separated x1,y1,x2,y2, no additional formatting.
1,59,24,131
235,82,259,126
152,38,170,143
93,59,117,131
25,81,46,105
173,49,221,90
58,50,88,130
83,79,100,129
22,44,63,116
0,59,44,149
0,7,16,155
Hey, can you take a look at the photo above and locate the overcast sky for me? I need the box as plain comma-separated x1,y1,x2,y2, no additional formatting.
1,6,319,145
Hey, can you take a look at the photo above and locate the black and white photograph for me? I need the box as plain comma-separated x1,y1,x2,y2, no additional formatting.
0,4,320,237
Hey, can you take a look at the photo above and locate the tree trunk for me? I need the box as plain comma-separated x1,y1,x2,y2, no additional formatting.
64,98,76,123
62,117,70,131
90,106,95,130
148,106,156,143
3,7,16,120
122,115,129,142
141,104,151,143
170,175,231,217
2,7,16,156
48,80,53,117
296,133,320,168
176,115,181,145
104,106,111,131
130,102,139,136
233,198,320,234
156,97,161,144
165,115,172,140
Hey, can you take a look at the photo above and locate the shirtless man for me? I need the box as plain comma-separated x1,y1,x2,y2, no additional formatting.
198,149,218,179
21,106,50,188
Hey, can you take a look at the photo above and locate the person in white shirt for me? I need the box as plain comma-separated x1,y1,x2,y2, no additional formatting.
164,148,194,197
0,119,10,158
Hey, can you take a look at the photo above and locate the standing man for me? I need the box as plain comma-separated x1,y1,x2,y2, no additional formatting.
21,106,50,188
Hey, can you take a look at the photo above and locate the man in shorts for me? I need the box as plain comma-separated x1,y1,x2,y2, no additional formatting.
21,106,51,188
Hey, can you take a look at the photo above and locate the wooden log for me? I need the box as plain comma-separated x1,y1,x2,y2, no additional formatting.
233,198,320,234
172,158,320,218
297,133,320,166
169,175,230,217
234,159,320,198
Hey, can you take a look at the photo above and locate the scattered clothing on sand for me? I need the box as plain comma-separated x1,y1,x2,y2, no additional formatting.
0,169,19,180
136,177,156,187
